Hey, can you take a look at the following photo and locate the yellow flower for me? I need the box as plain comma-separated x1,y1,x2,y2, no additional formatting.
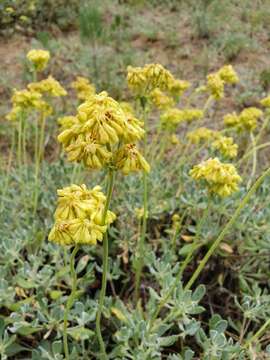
49,184,116,246
190,157,242,197
58,92,145,171
260,95,270,108
58,116,78,131
27,49,50,72
115,144,150,175
172,213,181,229
5,7,15,14
187,127,216,144
144,63,174,91
161,108,203,132
120,102,145,143
211,135,238,159
170,134,180,145
65,134,112,169
218,65,239,84
127,66,147,94
224,108,263,132
149,88,175,110
19,15,29,23
207,73,224,100
127,63,174,95
12,89,42,109
160,108,184,131
28,76,67,97
239,107,262,131
135,207,148,220
168,78,191,97
71,76,96,101
76,91,129,145
119,101,135,115
223,112,239,128
6,106,23,121
182,109,204,122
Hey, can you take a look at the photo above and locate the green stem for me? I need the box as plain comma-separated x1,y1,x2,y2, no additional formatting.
17,114,23,172
184,165,270,291
238,141,270,165
244,318,270,349
33,116,40,214
63,245,80,360
134,100,149,302
247,132,257,189
38,113,47,163
180,199,211,275
96,169,115,360
135,170,148,302
0,128,15,213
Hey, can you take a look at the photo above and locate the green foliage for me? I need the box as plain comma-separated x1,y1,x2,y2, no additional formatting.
79,2,103,43
0,0,79,36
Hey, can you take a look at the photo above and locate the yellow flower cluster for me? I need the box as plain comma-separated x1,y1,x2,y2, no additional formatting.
172,213,181,230
6,89,52,120
168,79,191,98
6,75,66,121
49,184,116,246
206,73,225,100
58,91,149,173
190,157,242,197
161,108,203,131
58,116,78,131
211,135,238,159
149,88,175,110
71,76,96,101
187,128,238,159
218,65,239,84
206,65,238,100
260,95,270,108
170,134,180,145
28,76,67,97
27,49,50,72
187,127,216,144
224,107,263,132
115,144,150,175
127,63,174,94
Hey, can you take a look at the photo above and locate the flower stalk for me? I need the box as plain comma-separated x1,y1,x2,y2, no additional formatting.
63,245,80,360
96,169,116,360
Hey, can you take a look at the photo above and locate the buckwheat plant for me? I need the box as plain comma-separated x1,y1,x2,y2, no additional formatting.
56,90,148,359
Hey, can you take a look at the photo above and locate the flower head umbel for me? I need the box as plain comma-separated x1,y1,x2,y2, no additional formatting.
260,95,270,108
49,184,116,246
127,63,174,95
27,49,50,72
190,157,242,197
58,116,78,131
206,65,238,100
161,108,204,132
71,76,96,101
224,107,263,132
211,135,238,159
187,127,216,144
6,88,52,120
168,79,191,98
149,88,175,110
28,76,67,97
207,73,224,100
218,65,239,84
115,144,150,175
58,91,146,171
